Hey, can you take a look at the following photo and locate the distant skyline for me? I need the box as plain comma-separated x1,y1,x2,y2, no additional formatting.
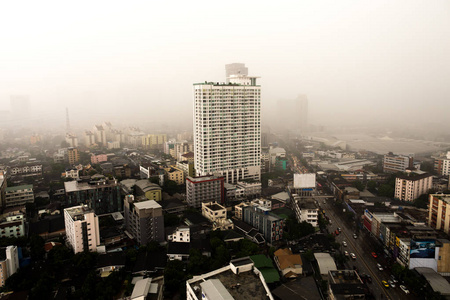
1,1,449,132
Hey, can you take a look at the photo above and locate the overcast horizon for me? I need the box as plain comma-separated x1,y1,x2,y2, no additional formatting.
1,1,449,134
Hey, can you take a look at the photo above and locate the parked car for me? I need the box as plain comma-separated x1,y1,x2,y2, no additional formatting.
344,251,349,257
366,274,372,283
388,280,396,288
390,275,398,283
353,233,358,239
342,241,347,247
337,227,342,232
350,253,356,260
400,285,410,294
382,280,389,288
377,263,383,271
371,252,377,258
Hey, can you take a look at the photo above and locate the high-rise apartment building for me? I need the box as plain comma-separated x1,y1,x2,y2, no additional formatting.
194,71,261,184
394,172,432,201
225,63,248,83
64,205,100,254
434,152,450,176
123,195,164,245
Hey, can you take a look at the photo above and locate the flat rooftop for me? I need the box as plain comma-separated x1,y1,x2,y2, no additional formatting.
206,203,224,211
189,269,270,300
65,205,94,220
134,200,162,210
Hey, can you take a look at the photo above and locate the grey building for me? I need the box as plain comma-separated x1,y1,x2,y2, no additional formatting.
124,195,164,245
242,205,283,244
186,176,224,208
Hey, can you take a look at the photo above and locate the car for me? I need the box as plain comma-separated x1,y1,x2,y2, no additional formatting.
353,234,358,239
342,241,347,247
350,253,356,260
344,251,349,257
377,263,383,271
366,274,372,283
382,280,389,288
400,285,410,294
390,275,398,283
335,230,340,235
371,252,377,258
388,280,396,288
337,227,342,232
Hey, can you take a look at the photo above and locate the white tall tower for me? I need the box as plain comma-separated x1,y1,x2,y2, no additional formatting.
194,72,261,184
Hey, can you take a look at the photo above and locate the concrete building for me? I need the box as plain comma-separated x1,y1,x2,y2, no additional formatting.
292,195,319,227
176,161,195,177
168,226,190,243
429,194,450,234
124,195,164,245
0,213,25,238
142,134,167,150
0,172,6,208
135,180,162,201
394,172,432,201
202,202,234,231
0,246,19,287
242,205,283,244
164,166,185,185
65,133,78,148
225,63,248,83
186,257,274,300
328,270,367,300
186,176,224,208
194,73,261,184
84,131,96,147
274,248,303,278
67,147,80,165
383,153,413,173
64,205,100,254
64,176,122,215
5,185,34,207
434,151,450,176
91,153,108,164
93,125,107,146
268,147,286,165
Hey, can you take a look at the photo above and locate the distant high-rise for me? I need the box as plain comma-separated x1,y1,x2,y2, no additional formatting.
194,69,261,184
225,63,248,83
277,94,309,135
296,94,308,133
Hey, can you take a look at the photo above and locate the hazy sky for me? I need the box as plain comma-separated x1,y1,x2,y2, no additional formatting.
1,1,449,130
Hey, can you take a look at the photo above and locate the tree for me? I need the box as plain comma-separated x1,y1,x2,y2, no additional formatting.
353,180,364,192
367,180,377,193
29,235,45,260
378,184,394,197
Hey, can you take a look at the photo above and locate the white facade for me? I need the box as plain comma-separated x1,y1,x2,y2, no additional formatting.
293,173,316,189
394,173,433,201
168,226,190,243
64,205,100,254
194,74,261,184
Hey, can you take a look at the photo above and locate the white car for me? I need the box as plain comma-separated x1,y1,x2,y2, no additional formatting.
353,234,358,239
400,285,410,294
342,241,347,247
344,251,349,257
377,263,383,271
350,253,356,260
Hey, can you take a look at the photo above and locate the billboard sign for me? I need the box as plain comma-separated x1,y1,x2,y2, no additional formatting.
410,239,436,259
293,173,316,189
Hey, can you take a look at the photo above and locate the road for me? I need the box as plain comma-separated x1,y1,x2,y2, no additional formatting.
321,198,416,300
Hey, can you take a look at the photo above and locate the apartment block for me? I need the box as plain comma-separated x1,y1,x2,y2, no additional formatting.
0,213,25,238
64,205,100,254
64,175,122,215
5,185,34,208
193,74,261,184
383,153,413,173
242,205,283,244
67,147,80,165
429,194,450,234
0,246,19,287
394,172,432,201
292,195,319,227
186,176,224,208
434,152,450,176
165,166,185,185
124,195,164,245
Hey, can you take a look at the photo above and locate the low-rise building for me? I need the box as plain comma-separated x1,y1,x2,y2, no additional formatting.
202,202,234,231
186,257,274,300
64,205,100,254
168,226,190,242
274,248,303,278
165,166,185,185
67,147,80,165
242,205,283,244
328,270,367,300
383,153,413,173
135,180,162,201
292,195,319,227
5,185,34,207
0,213,25,238
429,194,450,234
91,154,108,164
